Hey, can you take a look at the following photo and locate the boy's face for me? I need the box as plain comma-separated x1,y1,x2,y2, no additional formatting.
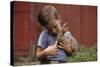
47,19,61,36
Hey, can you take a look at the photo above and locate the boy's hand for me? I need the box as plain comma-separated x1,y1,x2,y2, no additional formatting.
57,41,72,54
44,41,58,56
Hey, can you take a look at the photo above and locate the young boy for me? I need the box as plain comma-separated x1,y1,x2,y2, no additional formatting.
36,6,78,64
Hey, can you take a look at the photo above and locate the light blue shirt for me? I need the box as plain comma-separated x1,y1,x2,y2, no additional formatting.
37,30,78,61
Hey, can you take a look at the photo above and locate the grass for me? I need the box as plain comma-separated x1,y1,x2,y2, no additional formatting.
14,44,97,65
68,45,97,62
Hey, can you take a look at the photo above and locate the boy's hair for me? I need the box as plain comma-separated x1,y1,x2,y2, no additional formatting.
38,6,60,28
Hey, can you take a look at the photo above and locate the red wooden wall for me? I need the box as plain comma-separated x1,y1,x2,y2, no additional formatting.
80,6,97,47
13,2,30,56
12,1,97,56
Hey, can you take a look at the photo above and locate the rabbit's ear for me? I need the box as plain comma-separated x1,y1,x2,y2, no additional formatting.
62,23,69,33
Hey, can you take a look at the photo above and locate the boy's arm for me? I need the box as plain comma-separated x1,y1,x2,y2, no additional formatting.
36,47,47,60
36,43,58,60
36,31,48,60
57,41,72,55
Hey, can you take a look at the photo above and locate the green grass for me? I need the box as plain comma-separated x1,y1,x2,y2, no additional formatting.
14,44,97,65
68,45,97,62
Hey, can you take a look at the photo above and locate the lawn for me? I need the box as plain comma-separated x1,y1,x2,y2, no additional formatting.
68,45,97,62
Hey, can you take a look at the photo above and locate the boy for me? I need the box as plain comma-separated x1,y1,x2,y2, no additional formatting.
36,6,78,64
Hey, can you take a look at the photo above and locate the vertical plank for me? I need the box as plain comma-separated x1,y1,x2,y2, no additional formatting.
80,6,97,47
13,1,30,56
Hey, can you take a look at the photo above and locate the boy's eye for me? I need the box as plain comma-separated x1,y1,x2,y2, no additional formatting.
48,28,52,32
54,25,57,28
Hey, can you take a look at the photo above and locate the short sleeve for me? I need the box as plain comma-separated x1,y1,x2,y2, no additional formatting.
37,31,48,49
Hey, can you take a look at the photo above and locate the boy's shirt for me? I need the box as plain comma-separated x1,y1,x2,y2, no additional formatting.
38,30,78,61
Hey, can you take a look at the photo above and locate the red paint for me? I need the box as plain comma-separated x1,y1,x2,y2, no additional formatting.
13,1,97,56
13,2,31,56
